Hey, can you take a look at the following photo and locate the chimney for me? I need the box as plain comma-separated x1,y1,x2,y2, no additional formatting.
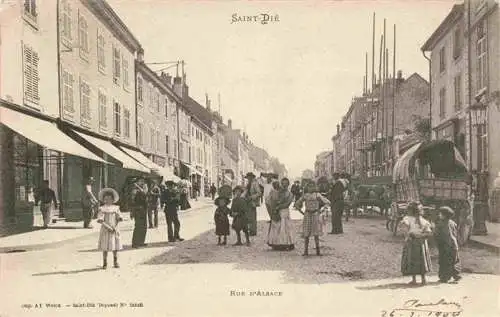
206,93,211,111
397,70,403,82
160,72,172,86
173,76,183,98
137,47,144,62
228,119,232,129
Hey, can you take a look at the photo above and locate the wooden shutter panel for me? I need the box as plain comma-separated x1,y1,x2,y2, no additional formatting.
32,50,40,102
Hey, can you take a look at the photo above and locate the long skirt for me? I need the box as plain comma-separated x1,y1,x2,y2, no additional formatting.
331,200,344,234
303,211,324,237
437,246,461,281
247,206,257,236
401,238,432,276
131,208,147,247
267,209,294,250
215,215,230,236
180,194,191,210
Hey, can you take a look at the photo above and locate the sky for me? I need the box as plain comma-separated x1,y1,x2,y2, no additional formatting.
108,0,459,178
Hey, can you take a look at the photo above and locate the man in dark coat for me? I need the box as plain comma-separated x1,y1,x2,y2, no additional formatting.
35,180,58,228
291,181,302,202
161,181,184,242
210,183,217,200
81,177,98,229
329,173,346,234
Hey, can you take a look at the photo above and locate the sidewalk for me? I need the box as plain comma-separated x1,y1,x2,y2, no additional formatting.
0,198,213,253
469,221,500,253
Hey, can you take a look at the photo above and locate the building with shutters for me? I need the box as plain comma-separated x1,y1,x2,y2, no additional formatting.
54,0,144,221
422,0,500,218
0,0,111,230
135,57,179,179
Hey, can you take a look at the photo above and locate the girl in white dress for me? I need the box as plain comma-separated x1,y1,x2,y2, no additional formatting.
97,188,123,269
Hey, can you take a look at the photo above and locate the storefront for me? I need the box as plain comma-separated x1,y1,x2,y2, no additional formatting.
0,104,106,232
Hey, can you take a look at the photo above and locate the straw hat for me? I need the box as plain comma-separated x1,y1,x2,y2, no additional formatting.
98,188,120,203
438,206,455,217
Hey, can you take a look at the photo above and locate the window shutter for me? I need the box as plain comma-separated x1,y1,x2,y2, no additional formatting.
31,50,39,102
23,46,33,102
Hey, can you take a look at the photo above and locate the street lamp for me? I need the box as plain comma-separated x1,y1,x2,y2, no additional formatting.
470,99,488,236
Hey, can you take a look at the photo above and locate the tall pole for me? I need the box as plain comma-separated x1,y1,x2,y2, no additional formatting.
392,24,396,162
377,34,383,175
467,0,473,172
365,52,368,95
372,12,376,91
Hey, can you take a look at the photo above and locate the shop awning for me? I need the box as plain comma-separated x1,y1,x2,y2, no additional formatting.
182,162,203,176
74,131,149,173
0,107,106,163
119,147,179,181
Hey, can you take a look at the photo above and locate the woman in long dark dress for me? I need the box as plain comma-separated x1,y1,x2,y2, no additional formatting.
131,177,149,248
434,206,462,283
399,201,433,285
179,182,191,210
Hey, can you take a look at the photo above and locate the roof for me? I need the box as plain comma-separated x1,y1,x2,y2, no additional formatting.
185,97,214,135
85,0,142,52
421,4,464,51
136,61,182,104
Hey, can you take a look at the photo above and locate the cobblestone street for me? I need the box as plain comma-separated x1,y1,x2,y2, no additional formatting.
1,204,498,317
148,209,500,284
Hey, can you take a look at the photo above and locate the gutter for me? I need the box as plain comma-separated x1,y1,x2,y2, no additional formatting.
421,50,432,138
56,0,64,217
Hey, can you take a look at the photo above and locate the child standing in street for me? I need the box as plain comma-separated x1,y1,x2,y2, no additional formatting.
97,188,123,269
294,182,330,256
214,196,231,245
231,186,251,246
434,206,462,283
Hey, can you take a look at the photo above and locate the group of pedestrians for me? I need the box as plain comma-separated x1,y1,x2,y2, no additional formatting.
212,173,351,256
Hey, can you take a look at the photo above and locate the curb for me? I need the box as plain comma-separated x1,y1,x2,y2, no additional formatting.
468,237,500,254
0,201,213,254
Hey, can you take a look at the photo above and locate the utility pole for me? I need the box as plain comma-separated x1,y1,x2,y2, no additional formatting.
392,24,396,166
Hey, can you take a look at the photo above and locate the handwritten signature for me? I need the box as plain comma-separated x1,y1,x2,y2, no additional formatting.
382,298,465,317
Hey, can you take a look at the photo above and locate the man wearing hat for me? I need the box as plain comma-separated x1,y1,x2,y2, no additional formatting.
81,177,98,229
161,180,183,242
243,172,262,236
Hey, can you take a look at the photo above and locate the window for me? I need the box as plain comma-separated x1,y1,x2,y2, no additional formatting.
439,88,446,119
113,102,121,135
78,14,89,59
150,127,155,151
149,85,154,108
23,45,40,105
166,135,170,155
454,74,462,110
124,109,130,138
61,0,72,44
165,98,169,119
113,46,121,84
79,77,91,123
137,76,143,104
477,124,488,171
453,27,462,60
122,57,129,89
476,20,488,92
439,47,446,73
156,91,160,112
97,32,106,72
156,130,161,152
62,69,74,114
98,90,107,128
137,121,143,146
24,0,37,24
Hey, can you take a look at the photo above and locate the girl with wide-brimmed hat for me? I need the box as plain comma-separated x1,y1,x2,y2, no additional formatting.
96,188,123,269
230,186,251,246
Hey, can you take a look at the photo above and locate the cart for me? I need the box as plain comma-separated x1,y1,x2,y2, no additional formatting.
387,140,473,246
